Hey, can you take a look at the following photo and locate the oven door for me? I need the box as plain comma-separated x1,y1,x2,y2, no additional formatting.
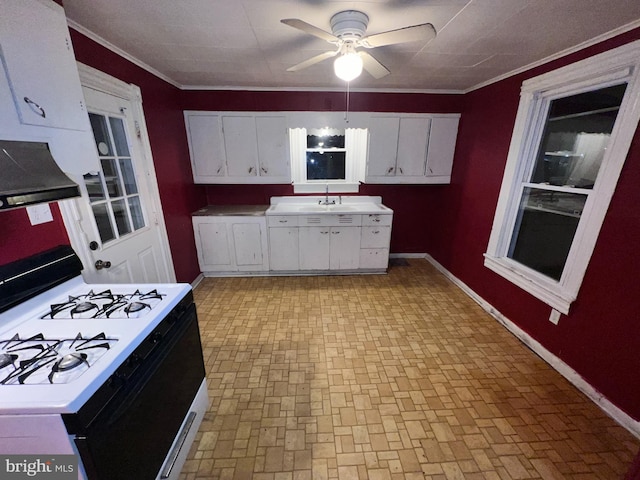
70,303,205,480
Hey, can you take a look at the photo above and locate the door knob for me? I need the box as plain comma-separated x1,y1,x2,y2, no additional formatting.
89,241,99,251
95,260,111,270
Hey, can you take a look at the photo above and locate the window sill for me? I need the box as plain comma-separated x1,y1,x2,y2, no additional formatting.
483,254,575,314
293,182,360,194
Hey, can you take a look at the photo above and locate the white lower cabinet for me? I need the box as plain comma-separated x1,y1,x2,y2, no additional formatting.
192,216,268,273
268,212,392,273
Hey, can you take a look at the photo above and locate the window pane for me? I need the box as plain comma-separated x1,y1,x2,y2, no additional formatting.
83,172,105,202
89,113,113,156
109,117,130,156
128,196,145,230
92,203,114,243
101,158,123,198
531,84,626,188
509,187,587,280
119,158,138,194
306,152,346,180
307,128,345,148
112,199,131,236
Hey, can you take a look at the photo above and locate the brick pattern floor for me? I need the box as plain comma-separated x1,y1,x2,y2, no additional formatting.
180,259,639,479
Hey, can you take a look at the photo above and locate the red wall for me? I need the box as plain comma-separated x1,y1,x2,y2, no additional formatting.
428,29,640,420
0,204,70,265
69,30,206,283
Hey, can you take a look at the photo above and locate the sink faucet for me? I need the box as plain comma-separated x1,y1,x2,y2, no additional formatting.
319,184,336,205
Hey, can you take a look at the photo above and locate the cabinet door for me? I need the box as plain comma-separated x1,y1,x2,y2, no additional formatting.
361,226,391,249
367,117,400,176
299,226,330,270
0,0,87,131
425,117,459,178
330,227,361,270
269,227,299,271
222,116,258,177
256,116,289,178
232,222,265,271
185,113,227,180
194,221,234,270
396,117,431,176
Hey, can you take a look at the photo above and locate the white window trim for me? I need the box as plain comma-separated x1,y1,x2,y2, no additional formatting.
484,39,640,315
289,127,366,194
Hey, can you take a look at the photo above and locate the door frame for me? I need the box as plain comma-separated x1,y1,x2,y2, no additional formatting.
59,62,176,282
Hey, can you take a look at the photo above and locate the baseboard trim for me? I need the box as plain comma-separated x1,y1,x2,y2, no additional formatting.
191,273,205,289
390,252,427,259
423,254,640,439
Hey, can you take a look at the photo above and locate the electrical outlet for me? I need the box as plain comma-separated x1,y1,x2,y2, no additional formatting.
26,204,53,225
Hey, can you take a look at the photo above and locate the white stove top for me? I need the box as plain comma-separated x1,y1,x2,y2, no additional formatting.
0,277,191,414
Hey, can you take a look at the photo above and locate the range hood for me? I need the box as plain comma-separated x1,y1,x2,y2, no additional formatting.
0,140,80,210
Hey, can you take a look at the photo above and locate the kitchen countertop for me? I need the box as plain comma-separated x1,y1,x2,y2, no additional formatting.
192,205,269,216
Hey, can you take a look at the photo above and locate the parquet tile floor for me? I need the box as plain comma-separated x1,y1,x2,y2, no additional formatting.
180,258,639,479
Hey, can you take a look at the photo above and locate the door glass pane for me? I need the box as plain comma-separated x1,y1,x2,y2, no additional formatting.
109,117,130,156
128,196,144,230
509,187,587,280
89,113,113,156
92,203,115,243
83,172,105,201
101,158,123,197
112,199,132,236
530,84,626,188
119,158,138,194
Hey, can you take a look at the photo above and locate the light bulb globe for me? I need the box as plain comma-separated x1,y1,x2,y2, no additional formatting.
334,52,363,82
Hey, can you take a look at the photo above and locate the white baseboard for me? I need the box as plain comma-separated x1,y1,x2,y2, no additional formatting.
423,254,640,439
390,252,427,259
191,273,204,289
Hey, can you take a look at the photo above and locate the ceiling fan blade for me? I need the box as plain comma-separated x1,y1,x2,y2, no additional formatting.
286,50,339,72
281,19,339,43
359,51,390,79
363,23,436,48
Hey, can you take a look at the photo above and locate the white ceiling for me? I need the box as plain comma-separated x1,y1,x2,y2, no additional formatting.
63,0,640,92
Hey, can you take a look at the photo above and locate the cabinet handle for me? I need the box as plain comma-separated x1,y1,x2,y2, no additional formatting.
261,166,268,174
387,167,394,174
248,166,254,174
332,231,340,235
278,220,288,223
399,167,403,174
216,166,222,174
373,230,380,234
23,97,46,118
321,231,329,235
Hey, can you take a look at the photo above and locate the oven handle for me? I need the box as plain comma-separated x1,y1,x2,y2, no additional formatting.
103,306,196,428
160,411,197,479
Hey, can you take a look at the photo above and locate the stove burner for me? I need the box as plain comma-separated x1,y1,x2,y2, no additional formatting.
58,353,88,371
71,302,97,315
125,302,149,314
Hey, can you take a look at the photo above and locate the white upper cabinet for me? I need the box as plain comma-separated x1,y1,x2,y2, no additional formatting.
366,114,460,184
185,111,290,184
185,113,227,179
0,0,88,132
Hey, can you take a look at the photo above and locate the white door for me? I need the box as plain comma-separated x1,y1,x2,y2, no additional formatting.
61,67,175,284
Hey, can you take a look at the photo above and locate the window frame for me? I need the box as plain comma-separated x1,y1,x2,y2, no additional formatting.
290,127,367,194
484,40,640,315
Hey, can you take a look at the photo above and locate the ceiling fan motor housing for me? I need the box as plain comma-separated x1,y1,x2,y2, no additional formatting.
330,10,369,39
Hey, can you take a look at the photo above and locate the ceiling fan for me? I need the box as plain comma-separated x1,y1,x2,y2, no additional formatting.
281,10,436,81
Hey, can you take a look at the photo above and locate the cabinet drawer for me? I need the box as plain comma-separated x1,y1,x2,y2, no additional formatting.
361,226,391,249
359,249,389,269
362,214,392,226
267,215,299,227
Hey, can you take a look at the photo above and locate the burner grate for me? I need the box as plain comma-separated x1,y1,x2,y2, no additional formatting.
0,332,117,385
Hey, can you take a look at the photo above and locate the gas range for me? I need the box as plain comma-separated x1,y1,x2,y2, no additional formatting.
0,275,191,413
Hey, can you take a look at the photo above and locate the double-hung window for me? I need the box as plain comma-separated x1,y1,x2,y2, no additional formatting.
484,40,640,317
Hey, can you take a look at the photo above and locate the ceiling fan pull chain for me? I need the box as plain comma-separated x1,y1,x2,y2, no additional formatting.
344,81,350,124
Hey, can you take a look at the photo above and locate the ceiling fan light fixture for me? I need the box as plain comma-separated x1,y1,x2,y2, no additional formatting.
334,52,363,82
